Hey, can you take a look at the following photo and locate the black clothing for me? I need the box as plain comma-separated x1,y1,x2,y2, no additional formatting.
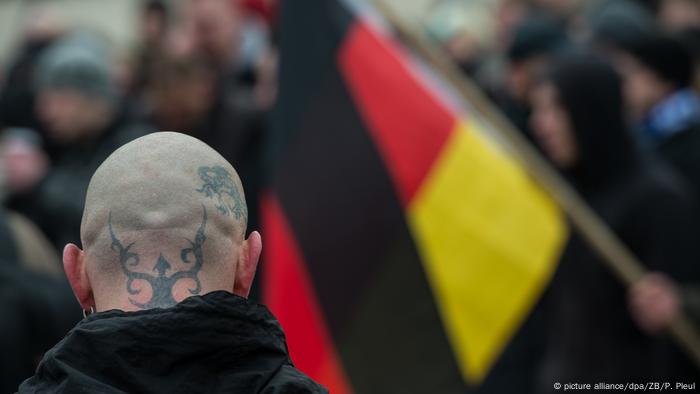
19,291,326,393
0,38,56,131
542,161,700,382
0,209,79,392
549,53,636,188
539,53,700,384
492,92,537,147
507,13,568,62
0,210,18,263
596,25,693,90
1,264,79,394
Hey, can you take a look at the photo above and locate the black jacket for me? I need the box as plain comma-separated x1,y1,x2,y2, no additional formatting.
541,162,700,382
0,210,18,263
1,264,79,394
19,291,327,393
539,54,700,384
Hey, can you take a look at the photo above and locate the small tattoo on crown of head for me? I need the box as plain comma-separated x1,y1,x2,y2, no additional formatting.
195,165,247,224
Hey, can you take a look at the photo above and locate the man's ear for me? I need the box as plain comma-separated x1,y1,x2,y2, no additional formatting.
233,231,262,298
63,243,95,311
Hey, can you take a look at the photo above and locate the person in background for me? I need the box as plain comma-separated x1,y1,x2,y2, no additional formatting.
0,129,61,272
657,0,700,31
1,254,80,393
181,0,277,109
425,0,495,79
130,0,171,99
530,51,700,383
0,132,80,390
491,12,569,145
184,0,244,74
585,0,656,44
184,0,269,87
532,0,582,21
5,33,150,251
146,55,218,135
629,272,700,332
594,26,700,198
0,6,66,132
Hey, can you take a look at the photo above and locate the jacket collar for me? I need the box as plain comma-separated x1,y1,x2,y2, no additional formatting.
22,291,293,393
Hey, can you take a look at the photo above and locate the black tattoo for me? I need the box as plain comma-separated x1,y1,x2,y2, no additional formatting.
195,166,247,222
108,206,207,309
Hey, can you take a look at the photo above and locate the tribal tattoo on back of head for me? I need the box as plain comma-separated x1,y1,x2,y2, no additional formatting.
195,165,247,223
108,206,207,309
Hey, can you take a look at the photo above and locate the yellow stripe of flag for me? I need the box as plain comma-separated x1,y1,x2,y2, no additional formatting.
408,121,566,384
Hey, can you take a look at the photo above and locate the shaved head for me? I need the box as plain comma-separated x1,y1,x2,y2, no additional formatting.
66,132,260,312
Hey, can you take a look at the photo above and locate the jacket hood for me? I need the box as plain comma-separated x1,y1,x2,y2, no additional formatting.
19,291,326,393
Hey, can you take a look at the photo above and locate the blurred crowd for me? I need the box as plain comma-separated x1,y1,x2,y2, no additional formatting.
0,0,276,390
1,0,700,391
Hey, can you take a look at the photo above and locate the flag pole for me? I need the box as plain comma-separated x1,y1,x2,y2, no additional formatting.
369,0,700,367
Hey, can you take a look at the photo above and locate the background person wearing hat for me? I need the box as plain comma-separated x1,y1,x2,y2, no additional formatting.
490,12,570,146
3,33,150,251
595,25,700,198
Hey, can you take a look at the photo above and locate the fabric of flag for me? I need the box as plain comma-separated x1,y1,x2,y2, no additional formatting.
262,0,566,392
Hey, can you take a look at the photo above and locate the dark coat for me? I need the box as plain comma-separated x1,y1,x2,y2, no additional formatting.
0,209,80,392
0,210,18,263
18,291,327,394
0,263,79,394
541,161,700,382
539,54,700,384
0,38,56,131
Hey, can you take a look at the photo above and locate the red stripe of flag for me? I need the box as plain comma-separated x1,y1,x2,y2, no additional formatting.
338,20,456,207
261,194,353,394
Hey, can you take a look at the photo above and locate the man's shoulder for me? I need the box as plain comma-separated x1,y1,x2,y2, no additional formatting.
260,363,328,394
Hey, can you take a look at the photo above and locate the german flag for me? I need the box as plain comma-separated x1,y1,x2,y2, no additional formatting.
262,0,566,392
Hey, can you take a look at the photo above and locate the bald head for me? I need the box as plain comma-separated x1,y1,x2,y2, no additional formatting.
65,132,261,312
82,131,246,246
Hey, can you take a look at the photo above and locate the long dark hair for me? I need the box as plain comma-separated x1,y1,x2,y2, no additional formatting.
544,52,638,191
